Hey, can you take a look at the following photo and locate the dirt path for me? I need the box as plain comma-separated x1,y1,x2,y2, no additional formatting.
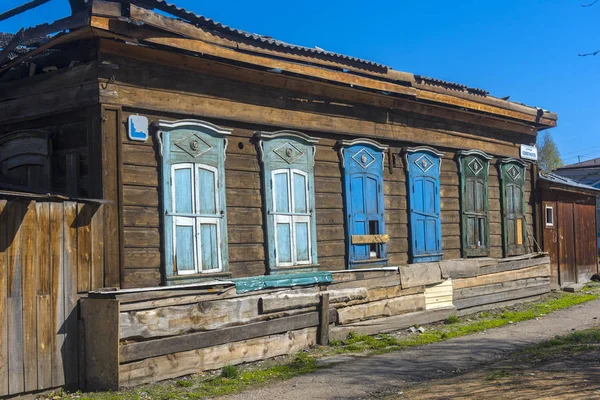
218,299,600,400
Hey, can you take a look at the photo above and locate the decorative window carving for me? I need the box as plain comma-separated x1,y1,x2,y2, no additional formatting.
156,120,231,280
255,130,318,273
457,150,493,257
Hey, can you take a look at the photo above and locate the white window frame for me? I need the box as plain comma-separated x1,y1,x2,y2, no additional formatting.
171,163,223,274
271,168,312,267
545,205,554,227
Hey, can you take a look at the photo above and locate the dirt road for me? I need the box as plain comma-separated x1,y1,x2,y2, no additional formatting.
219,299,600,400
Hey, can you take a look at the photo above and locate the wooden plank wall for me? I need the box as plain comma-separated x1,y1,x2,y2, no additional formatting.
0,198,104,396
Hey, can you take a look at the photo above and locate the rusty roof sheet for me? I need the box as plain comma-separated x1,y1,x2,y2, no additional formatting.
138,0,388,71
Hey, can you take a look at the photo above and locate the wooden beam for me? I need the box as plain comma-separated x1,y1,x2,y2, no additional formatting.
0,0,52,22
98,39,540,137
0,27,94,74
119,311,319,363
351,234,390,244
0,12,91,65
318,293,329,345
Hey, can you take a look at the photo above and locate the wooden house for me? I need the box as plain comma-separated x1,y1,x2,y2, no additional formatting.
538,173,599,288
0,0,560,394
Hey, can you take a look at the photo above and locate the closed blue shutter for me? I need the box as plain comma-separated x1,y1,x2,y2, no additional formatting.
339,139,388,269
405,147,443,263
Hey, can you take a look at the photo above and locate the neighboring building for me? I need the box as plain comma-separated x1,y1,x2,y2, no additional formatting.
538,173,600,288
554,158,600,251
0,0,564,395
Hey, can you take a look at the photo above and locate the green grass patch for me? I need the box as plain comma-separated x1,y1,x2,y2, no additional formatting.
519,328,600,359
331,289,599,354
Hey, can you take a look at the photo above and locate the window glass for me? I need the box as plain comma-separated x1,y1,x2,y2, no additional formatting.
546,206,554,226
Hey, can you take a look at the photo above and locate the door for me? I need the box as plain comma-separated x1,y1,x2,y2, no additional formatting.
542,198,559,287
574,202,598,282
406,148,443,263
558,202,576,285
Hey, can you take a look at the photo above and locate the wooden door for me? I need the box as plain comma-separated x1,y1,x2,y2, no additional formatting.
406,148,443,263
542,199,559,287
558,202,576,285
574,202,598,282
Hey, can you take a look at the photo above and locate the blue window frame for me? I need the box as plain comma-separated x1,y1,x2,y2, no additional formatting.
255,130,319,274
338,139,388,269
156,119,231,282
405,146,444,263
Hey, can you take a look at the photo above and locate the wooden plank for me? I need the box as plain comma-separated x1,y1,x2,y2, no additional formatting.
119,327,317,388
77,203,91,293
351,234,390,244
36,203,51,296
399,263,443,288
478,256,550,276
336,293,425,325
454,277,549,300
36,294,52,389
63,202,78,385
330,307,456,341
456,294,546,317
0,200,7,396
50,203,65,387
424,279,454,310
102,107,122,288
119,311,319,363
21,201,37,392
454,281,550,310
452,264,551,290
318,293,330,345
90,205,105,290
81,298,120,391
260,288,366,313
328,275,401,290
7,201,24,395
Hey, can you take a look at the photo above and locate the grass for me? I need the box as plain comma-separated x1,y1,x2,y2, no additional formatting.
44,286,600,400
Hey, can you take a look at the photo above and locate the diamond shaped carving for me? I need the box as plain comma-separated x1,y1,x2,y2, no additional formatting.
468,158,484,175
352,148,376,169
415,154,434,173
174,134,212,158
273,142,304,164
507,165,521,180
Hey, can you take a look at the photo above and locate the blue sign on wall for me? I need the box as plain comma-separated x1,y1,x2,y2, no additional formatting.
128,115,149,142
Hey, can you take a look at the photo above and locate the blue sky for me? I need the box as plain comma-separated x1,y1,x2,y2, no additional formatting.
1,0,599,165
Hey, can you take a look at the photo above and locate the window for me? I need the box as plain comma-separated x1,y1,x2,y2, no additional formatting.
545,206,554,227
157,120,232,281
338,139,388,268
405,146,444,263
255,130,319,272
499,158,528,256
0,130,51,193
457,150,493,257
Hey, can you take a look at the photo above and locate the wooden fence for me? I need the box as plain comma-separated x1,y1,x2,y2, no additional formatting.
0,197,105,396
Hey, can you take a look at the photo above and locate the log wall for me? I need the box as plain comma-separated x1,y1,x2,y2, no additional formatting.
102,51,535,286
0,197,105,396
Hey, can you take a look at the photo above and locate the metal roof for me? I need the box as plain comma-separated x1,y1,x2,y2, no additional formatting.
414,75,489,96
539,172,600,193
556,157,600,170
138,0,389,71
0,32,52,60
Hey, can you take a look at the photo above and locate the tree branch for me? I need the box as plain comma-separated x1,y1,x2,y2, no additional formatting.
578,49,600,57
581,0,598,6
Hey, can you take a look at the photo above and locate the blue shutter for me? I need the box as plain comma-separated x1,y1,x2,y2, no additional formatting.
406,147,443,263
339,139,388,269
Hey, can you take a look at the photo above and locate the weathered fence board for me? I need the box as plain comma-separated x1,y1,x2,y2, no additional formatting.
0,198,105,395
454,279,550,310
336,293,425,325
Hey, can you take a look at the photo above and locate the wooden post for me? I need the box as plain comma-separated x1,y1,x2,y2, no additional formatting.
80,298,120,391
318,293,329,345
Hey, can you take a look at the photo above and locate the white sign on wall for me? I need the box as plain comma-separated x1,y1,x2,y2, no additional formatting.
128,115,149,142
520,144,538,161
